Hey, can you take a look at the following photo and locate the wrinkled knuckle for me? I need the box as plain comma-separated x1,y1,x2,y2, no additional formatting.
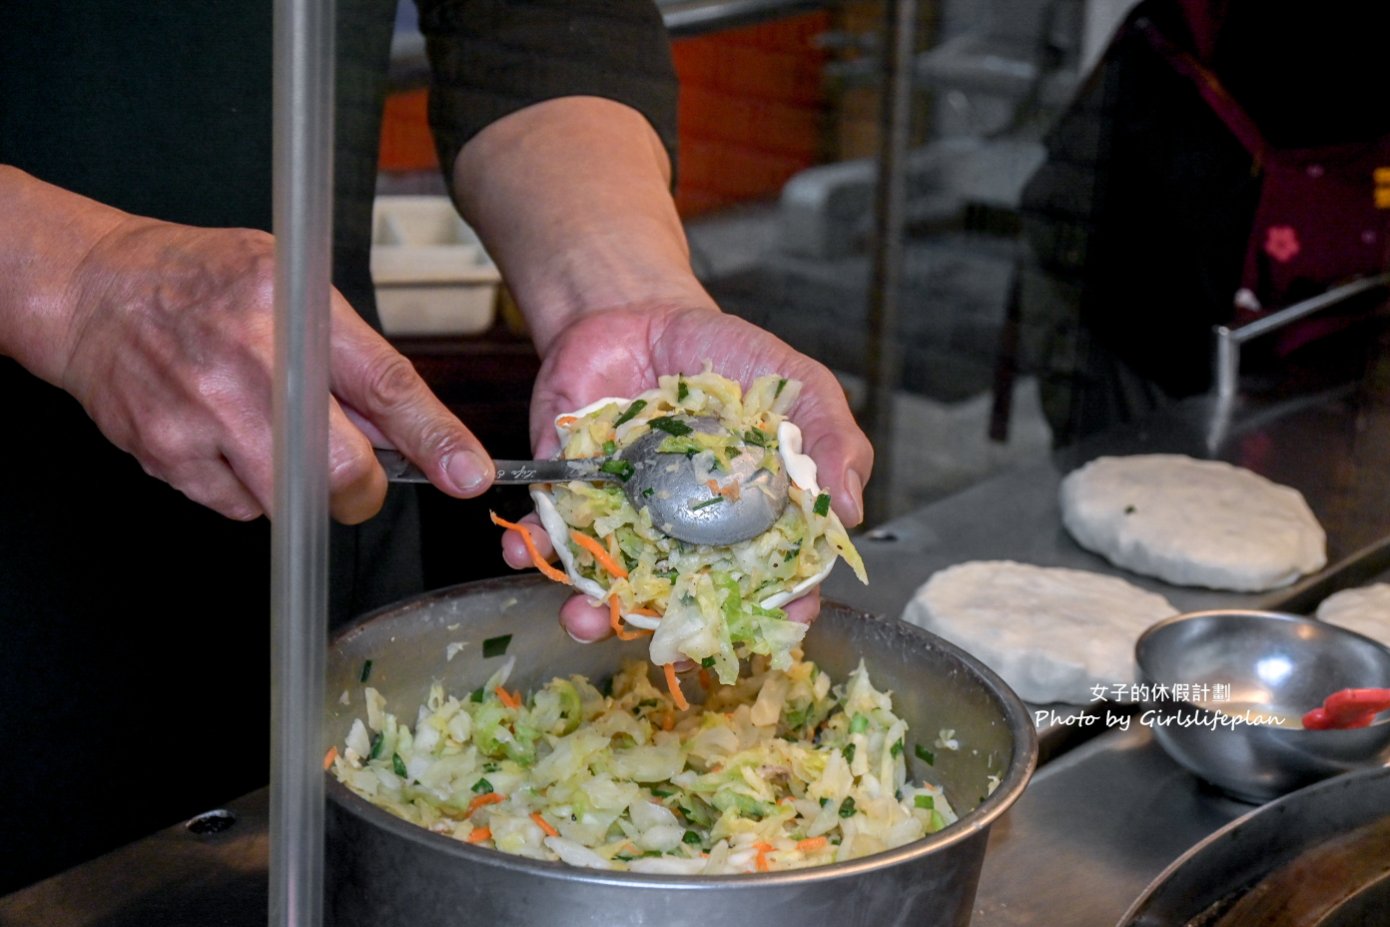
362,353,423,414
329,445,377,491
140,418,196,471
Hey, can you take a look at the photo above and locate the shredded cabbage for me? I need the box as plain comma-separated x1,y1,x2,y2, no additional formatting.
538,369,868,684
332,652,956,874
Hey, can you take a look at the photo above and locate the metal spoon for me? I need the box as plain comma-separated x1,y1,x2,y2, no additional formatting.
375,415,789,546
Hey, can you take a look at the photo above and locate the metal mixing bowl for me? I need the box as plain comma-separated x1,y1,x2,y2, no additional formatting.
323,575,1037,927
1135,609,1390,803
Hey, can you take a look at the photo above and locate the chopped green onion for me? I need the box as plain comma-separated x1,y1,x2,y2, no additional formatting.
819,797,830,807
689,496,725,511
392,754,408,777
838,797,857,818
914,794,935,810
891,739,904,757
642,487,654,498
600,459,635,482
470,687,485,703
774,377,788,398
842,744,856,763
915,745,935,766
648,416,693,437
677,380,689,402
701,656,716,668
368,732,384,760
743,429,769,448
813,492,831,516
471,777,494,794
602,440,617,455
850,713,869,734
682,830,702,845
649,787,674,798
359,659,373,683
613,399,647,427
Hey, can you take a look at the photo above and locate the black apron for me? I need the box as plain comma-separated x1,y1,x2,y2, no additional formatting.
0,0,421,892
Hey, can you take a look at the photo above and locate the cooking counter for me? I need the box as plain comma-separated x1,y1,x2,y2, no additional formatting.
6,383,1390,925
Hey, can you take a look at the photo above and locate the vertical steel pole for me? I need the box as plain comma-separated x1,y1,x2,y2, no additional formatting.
861,0,916,528
271,0,334,923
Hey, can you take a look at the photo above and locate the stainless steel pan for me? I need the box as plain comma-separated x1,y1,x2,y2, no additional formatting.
323,575,1036,927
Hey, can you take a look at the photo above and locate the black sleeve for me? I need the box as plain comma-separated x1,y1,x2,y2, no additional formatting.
414,0,679,180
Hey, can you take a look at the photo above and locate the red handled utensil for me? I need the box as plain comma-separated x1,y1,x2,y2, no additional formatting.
1302,688,1390,730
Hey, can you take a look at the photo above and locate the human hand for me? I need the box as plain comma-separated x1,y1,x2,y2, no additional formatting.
498,304,873,641
55,216,493,522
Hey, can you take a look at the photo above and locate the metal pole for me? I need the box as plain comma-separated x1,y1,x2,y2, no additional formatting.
271,0,334,923
861,0,916,528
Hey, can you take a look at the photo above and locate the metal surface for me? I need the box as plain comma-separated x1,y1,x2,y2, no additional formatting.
657,0,823,36
1118,765,1390,927
374,447,605,485
971,725,1252,927
376,415,790,546
861,0,917,528
323,575,1037,927
270,0,334,923
1214,274,1390,399
827,388,1390,645
613,416,789,546
1135,610,1390,802
0,791,271,927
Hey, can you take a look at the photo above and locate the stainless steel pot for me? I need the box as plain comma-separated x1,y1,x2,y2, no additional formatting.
324,576,1036,927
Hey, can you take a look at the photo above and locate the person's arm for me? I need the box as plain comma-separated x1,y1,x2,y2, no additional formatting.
0,164,493,522
452,99,873,640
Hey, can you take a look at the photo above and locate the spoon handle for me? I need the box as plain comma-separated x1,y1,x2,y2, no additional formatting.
374,448,612,485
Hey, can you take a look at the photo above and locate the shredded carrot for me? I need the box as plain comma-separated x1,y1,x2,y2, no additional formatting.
466,826,492,844
663,662,690,711
796,836,828,853
496,686,521,709
490,511,570,584
698,668,713,690
754,842,774,872
705,478,741,501
569,530,628,579
706,479,720,494
556,415,578,428
661,711,675,732
322,746,338,770
630,607,661,618
609,596,652,641
530,812,559,838
466,792,505,817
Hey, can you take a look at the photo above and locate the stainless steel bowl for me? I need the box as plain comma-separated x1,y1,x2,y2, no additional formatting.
1135,609,1390,803
323,575,1037,927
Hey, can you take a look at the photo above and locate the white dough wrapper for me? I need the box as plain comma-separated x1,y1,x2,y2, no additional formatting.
1059,454,1326,592
902,560,1179,705
1316,583,1390,645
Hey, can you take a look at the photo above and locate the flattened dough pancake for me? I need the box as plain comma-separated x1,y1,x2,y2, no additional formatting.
1317,584,1390,645
1060,454,1326,592
902,560,1178,705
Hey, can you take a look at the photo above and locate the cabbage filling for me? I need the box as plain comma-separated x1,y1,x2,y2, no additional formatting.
546,370,867,683
332,652,956,874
